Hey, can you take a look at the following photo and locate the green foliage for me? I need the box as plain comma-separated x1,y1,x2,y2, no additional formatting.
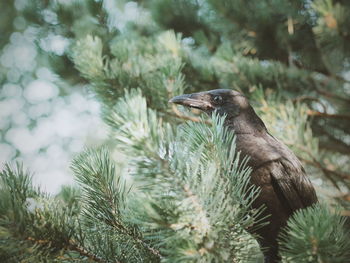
103,88,174,162
72,35,106,81
71,31,185,109
56,185,81,214
211,48,315,94
0,113,265,262
71,148,129,225
279,204,350,262
71,148,160,262
107,104,264,262
150,0,205,36
2,0,350,262
0,164,81,262
312,0,350,73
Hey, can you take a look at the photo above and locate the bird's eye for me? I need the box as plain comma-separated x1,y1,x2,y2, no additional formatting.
213,95,223,104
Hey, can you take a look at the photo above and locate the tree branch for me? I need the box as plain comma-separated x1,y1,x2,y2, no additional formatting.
307,110,350,120
26,237,112,263
314,84,350,104
292,96,328,113
68,242,113,263
293,145,350,189
312,123,350,155
299,156,341,190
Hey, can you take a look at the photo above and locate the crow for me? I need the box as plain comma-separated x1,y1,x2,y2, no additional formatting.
169,89,318,263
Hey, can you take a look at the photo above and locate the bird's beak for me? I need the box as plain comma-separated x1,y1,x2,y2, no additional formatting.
169,93,213,111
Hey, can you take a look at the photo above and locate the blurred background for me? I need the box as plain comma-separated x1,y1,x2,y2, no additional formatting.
1,0,155,193
1,0,350,209
0,0,131,193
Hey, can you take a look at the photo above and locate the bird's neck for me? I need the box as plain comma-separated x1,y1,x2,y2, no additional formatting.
225,107,267,135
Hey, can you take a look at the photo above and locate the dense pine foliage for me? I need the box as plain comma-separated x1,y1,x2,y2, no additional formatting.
1,0,350,262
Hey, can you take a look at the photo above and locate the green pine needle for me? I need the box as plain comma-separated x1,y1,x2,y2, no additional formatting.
279,204,350,262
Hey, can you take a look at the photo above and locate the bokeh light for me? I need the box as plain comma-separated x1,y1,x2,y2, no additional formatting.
0,2,108,193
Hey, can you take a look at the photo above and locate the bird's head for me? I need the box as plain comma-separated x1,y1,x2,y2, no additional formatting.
169,89,250,118
169,89,266,133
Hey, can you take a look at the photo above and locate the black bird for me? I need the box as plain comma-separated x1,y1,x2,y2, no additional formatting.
169,89,318,263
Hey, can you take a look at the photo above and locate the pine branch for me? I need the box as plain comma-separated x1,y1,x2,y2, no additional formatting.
307,110,350,121
0,164,90,262
71,148,161,262
291,143,349,189
293,144,350,182
279,204,350,262
313,82,350,104
4,1,350,262
68,242,114,263
292,96,328,113
300,157,350,181
25,237,110,263
103,91,263,261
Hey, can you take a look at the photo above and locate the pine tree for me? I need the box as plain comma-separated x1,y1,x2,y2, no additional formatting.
1,0,350,262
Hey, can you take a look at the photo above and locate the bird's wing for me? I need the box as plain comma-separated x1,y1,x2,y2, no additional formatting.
269,158,318,212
